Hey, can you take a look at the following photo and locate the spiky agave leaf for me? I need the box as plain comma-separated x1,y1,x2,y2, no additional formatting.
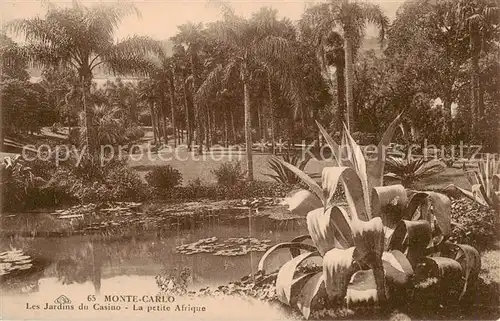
351,217,385,261
275,251,321,305
414,257,463,301
389,219,432,267
439,242,481,301
315,121,351,168
282,189,323,217
307,207,353,255
371,184,407,229
272,156,324,203
258,242,318,274
322,247,356,299
346,270,382,306
342,125,371,217
322,167,368,221
296,272,326,319
366,113,402,190
381,250,414,286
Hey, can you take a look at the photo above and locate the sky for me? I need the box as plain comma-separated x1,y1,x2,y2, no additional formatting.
1,0,404,42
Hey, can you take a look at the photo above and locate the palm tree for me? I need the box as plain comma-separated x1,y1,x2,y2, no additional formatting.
171,23,206,152
301,0,389,131
197,8,299,180
8,1,161,156
458,0,499,131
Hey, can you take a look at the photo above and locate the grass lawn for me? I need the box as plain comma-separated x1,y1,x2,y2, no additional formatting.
128,149,472,190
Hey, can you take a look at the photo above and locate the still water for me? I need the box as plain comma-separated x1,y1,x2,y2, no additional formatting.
1,211,307,298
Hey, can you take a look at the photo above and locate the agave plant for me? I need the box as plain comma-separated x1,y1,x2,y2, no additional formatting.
265,153,318,185
258,116,480,319
445,154,500,213
385,157,446,188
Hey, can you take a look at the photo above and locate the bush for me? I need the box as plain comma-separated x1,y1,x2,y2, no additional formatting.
212,161,244,187
45,153,149,204
449,197,499,251
145,165,182,189
125,126,145,142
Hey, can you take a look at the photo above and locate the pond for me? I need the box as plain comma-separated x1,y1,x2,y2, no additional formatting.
0,207,307,301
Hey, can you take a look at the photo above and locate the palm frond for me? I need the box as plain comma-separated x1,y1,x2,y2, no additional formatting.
361,2,390,43
194,59,239,105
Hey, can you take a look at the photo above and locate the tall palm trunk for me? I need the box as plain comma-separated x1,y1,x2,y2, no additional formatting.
243,79,253,181
344,35,355,132
183,77,193,150
470,25,481,133
149,100,157,145
162,101,168,145
224,108,229,147
205,109,210,150
169,71,176,148
81,70,96,158
267,72,276,154
231,109,237,145
336,60,346,132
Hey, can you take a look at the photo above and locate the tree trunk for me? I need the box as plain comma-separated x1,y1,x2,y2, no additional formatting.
443,96,453,142
300,105,305,133
471,54,480,134
169,71,176,148
162,102,168,145
243,81,253,181
204,108,210,150
231,109,237,145
267,72,276,154
344,35,355,132
257,101,262,142
183,78,193,150
224,108,229,148
149,101,157,145
80,72,97,158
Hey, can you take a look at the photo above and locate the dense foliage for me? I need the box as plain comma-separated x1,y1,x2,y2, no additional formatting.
145,165,183,189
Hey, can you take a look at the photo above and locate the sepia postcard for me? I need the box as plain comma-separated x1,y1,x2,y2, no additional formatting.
1,0,499,320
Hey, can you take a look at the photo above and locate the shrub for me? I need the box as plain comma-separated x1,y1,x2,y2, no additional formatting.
46,153,148,204
105,166,148,201
449,197,499,251
266,153,318,186
125,126,145,142
385,157,446,188
211,161,244,187
145,165,182,189
0,156,46,211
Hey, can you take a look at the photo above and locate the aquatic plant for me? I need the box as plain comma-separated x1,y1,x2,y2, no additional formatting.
258,116,481,318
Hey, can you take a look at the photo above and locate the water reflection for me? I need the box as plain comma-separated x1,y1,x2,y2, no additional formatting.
1,213,307,295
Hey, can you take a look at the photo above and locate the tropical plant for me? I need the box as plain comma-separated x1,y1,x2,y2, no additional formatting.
265,154,317,185
0,155,46,211
7,1,162,156
385,157,446,188
445,154,500,213
257,116,480,319
79,104,126,146
196,7,301,180
458,0,500,130
300,0,389,131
